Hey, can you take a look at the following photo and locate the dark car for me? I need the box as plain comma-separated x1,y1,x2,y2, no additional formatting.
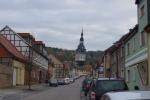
88,78,128,100
82,78,93,96
58,79,65,85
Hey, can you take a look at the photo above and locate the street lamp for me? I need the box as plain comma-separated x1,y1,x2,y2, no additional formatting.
28,46,32,90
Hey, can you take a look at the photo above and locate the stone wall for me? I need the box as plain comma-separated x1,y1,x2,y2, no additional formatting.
0,64,13,88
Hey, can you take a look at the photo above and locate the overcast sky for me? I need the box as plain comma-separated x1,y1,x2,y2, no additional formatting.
0,0,137,51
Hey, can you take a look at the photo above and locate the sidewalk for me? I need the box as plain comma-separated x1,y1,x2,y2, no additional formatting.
0,84,48,97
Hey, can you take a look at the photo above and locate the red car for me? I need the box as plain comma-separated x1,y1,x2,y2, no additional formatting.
82,78,93,96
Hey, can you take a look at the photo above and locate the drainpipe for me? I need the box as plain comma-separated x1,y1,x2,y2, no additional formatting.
28,46,32,90
147,31,150,90
28,36,34,90
116,49,119,79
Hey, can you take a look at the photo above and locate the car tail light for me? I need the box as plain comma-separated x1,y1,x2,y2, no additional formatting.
90,92,96,100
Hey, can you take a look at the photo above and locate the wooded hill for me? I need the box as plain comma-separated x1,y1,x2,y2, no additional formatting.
46,47,104,64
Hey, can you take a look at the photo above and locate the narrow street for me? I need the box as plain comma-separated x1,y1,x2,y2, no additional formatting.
24,77,84,100
1,77,86,100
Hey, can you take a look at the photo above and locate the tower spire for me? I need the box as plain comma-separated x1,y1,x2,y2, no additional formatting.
81,28,83,36
80,28,84,42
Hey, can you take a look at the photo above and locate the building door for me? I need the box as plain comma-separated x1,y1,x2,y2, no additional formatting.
39,71,42,83
13,68,16,86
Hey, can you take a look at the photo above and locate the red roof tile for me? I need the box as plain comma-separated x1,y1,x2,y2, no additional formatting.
0,35,25,61
34,41,43,45
17,33,30,37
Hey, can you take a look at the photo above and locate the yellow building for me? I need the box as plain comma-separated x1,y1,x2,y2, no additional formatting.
103,46,114,78
0,34,26,87
13,60,25,86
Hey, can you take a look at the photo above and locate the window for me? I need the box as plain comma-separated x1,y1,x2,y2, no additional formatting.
120,47,124,57
141,31,146,47
133,67,136,81
121,69,124,78
0,57,12,66
33,71,36,78
133,38,136,51
126,70,130,82
114,53,116,62
127,43,130,55
0,44,2,48
96,80,128,92
140,5,145,17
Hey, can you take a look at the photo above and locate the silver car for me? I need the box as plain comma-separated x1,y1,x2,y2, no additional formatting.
101,91,150,100
49,79,58,87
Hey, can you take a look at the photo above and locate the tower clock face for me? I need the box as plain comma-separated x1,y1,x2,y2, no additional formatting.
75,53,86,61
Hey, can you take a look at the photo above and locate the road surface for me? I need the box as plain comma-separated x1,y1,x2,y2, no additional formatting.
1,77,86,100
25,77,84,100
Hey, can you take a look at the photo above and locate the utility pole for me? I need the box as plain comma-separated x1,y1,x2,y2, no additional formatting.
28,46,32,90
28,37,33,90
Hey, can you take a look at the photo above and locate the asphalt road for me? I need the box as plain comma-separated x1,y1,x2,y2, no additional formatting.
1,87,51,100
1,77,86,100
24,77,85,100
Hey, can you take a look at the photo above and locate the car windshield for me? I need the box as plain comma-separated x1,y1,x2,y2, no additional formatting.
96,80,127,94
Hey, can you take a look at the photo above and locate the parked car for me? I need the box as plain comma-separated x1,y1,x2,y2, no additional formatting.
88,78,128,100
82,77,93,96
74,76,78,80
58,79,65,85
64,78,70,84
49,79,58,87
101,91,150,100
69,78,74,83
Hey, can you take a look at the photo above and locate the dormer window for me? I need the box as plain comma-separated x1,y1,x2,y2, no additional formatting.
140,5,145,17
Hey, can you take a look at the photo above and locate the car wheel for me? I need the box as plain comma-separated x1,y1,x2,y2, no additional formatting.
49,83,51,86
84,92,87,96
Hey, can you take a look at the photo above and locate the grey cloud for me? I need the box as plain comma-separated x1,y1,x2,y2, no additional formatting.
0,0,137,51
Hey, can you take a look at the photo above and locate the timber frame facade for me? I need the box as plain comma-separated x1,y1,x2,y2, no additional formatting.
0,26,48,87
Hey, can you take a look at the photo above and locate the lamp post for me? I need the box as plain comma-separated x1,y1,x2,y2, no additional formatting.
28,46,32,90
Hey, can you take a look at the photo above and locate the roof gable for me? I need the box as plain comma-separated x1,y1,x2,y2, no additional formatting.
48,54,63,65
0,35,25,61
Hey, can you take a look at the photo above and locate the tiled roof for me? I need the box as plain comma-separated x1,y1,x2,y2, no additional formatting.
17,33,35,41
17,33,30,37
48,54,63,65
76,43,86,53
34,41,43,45
0,35,25,61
